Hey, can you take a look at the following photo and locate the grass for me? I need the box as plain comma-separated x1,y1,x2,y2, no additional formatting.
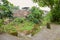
1,19,35,33
0,13,52,35
0,17,42,36
20,21,35,31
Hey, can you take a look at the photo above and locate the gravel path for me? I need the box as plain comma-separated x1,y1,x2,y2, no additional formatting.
32,24,60,40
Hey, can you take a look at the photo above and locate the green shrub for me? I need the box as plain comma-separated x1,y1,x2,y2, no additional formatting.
13,17,25,24
43,12,52,25
27,6,43,24
0,19,3,26
51,5,60,23
1,19,35,33
0,0,19,19
3,24,17,33
20,21,35,31
0,19,4,33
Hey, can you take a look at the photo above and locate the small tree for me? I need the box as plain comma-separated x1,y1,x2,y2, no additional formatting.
27,6,43,24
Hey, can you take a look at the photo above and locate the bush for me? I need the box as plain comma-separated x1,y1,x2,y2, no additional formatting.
51,5,60,23
13,17,25,24
1,18,35,34
0,19,3,26
0,0,19,19
3,24,17,33
27,6,43,24
0,19,4,33
20,21,35,31
43,12,52,25
0,17,40,35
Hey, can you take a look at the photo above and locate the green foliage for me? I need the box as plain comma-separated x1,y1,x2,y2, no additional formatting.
3,24,17,33
43,12,52,25
13,17,26,24
13,17,35,31
1,17,35,33
20,21,35,31
33,0,54,8
0,19,3,26
0,15,40,35
0,0,17,33
51,3,60,22
0,0,18,19
0,19,4,32
33,0,60,23
27,6,43,24
0,0,19,33
33,0,59,8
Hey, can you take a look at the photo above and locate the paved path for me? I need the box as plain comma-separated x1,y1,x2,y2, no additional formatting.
0,33,31,40
32,24,60,40
0,33,21,40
